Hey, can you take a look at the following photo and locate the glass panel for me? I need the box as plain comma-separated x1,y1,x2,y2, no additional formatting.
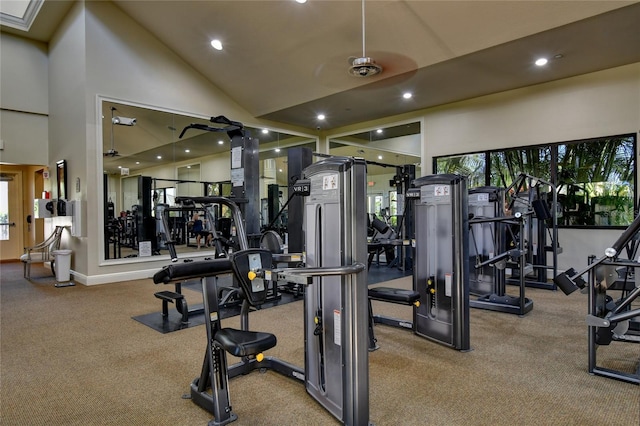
432,134,635,228
329,121,422,220
389,190,398,227
435,153,486,188
557,136,635,226
176,164,201,197
100,99,316,262
490,146,551,188
0,181,8,240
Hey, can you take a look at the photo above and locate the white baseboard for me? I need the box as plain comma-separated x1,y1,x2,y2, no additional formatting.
70,268,159,286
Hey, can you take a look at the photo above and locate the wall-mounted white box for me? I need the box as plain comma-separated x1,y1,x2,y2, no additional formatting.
70,200,85,237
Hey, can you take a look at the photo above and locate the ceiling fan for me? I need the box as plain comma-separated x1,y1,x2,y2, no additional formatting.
348,0,382,77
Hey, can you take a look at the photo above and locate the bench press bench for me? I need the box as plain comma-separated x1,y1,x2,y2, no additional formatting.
368,286,420,351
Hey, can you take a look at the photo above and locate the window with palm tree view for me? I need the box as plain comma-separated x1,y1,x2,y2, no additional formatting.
434,134,636,227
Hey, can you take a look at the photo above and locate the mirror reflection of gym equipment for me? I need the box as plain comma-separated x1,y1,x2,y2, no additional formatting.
101,100,317,263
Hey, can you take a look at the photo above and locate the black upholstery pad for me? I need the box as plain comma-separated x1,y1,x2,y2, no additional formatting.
214,328,277,357
369,287,420,304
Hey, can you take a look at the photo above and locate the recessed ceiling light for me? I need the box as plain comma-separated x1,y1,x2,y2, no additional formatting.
295,0,307,4
135,162,140,165
157,155,162,159
317,114,326,120
185,149,190,153
402,92,412,99
262,129,269,134
210,39,223,51
376,129,383,134
378,155,383,160
218,140,224,145
275,148,281,153
535,57,548,66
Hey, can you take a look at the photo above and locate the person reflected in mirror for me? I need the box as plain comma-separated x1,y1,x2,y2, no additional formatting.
192,213,212,249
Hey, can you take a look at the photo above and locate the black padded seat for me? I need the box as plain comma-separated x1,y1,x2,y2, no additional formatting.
260,230,284,254
369,287,420,305
214,328,277,357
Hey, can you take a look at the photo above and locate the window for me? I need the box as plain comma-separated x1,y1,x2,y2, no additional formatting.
435,152,486,188
0,181,8,240
557,136,635,226
490,147,551,188
434,134,636,228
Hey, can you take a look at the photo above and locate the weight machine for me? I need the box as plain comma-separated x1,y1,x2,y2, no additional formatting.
180,115,261,247
468,186,533,315
368,174,471,352
153,156,372,425
554,214,640,384
505,173,561,290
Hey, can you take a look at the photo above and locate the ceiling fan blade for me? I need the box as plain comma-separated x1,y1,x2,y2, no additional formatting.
314,50,417,89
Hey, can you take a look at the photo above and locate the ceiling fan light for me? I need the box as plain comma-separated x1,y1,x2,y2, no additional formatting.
348,57,382,77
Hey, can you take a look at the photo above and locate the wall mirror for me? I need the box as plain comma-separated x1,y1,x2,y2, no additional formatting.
100,98,316,263
328,121,422,227
56,159,67,201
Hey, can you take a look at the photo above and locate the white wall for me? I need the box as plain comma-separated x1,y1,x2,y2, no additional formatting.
0,33,49,165
43,1,261,283
424,64,639,159
48,2,88,276
422,63,640,273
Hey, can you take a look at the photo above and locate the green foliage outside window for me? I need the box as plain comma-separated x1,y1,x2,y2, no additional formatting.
557,137,634,226
490,147,551,187
435,153,486,188
433,134,636,227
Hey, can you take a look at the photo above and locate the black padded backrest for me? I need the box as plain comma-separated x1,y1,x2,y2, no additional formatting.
371,217,390,234
260,230,283,254
531,199,552,220
153,258,232,284
231,249,273,307
216,217,232,238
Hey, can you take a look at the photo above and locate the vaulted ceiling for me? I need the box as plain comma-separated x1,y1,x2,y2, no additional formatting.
2,1,639,131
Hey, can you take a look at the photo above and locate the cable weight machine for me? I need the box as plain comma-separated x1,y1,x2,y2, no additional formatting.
468,186,534,315
554,214,640,384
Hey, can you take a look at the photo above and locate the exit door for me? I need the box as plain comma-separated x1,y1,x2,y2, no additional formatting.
0,171,23,261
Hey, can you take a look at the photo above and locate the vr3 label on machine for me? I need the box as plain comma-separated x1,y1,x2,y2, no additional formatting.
292,179,311,196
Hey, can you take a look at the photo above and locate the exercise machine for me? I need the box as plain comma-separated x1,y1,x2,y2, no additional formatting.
368,174,471,352
302,156,370,424
180,115,262,247
412,174,470,350
506,173,561,290
153,156,371,425
554,214,640,384
468,186,533,315
153,197,245,324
